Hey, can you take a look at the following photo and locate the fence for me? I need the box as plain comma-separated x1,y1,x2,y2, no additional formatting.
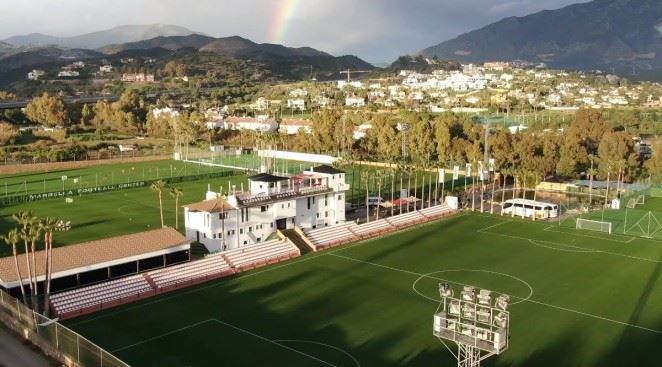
0,289,130,367
1,169,245,205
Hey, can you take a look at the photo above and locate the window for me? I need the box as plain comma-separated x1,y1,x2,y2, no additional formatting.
312,197,316,204
316,213,320,218
307,197,311,210
261,206,268,212
219,212,228,220
338,195,342,200
240,228,243,234
325,211,328,218
281,204,284,209
249,226,252,232
325,194,328,206
270,222,274,228
288,203,291,208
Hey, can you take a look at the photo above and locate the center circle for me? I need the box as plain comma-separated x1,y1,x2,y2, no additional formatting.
412,269,534,305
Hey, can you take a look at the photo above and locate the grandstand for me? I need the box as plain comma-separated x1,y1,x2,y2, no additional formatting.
303,204,456,250
50,238,299,320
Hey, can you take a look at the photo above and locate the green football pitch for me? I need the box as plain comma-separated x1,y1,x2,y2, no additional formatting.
66,213,662,366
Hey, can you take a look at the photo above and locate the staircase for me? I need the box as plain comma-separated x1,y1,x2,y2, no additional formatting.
189,242,209,260
281,229,315,254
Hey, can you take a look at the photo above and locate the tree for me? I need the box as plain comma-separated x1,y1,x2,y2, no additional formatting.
1,229,26,302
151,180,168,227
12,211,36,296
170,187,184,230
27,225,42,299
40,217,58,313
0,122,19,145
25,93,69,127
645,141,662,184
80,104,94,126
434,115,452,166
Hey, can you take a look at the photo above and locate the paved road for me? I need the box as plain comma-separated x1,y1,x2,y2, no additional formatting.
0,325,53,367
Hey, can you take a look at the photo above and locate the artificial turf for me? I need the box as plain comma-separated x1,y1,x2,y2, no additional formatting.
65,213,662,366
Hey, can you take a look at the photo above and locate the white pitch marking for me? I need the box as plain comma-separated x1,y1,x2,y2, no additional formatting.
329,253,662,335
411,269,534,305
274,339,361,367
111,319,215,353
210,319,338,367
479,228,662,264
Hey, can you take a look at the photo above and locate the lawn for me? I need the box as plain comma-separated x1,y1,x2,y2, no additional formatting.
0,159,231,197
66,213,662,366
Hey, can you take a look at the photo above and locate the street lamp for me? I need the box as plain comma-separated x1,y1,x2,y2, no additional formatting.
433,283,510,367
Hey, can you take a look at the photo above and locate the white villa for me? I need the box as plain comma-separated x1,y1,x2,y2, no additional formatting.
279,119,313,135
224,116,278,133
287,98,306,111
345,96,366,107
184,165,349,252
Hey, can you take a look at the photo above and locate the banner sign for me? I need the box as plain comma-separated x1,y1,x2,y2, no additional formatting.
439,168,445,183
453,165,460,180
488,158,495,172
465,163,472,176
2,170,241,205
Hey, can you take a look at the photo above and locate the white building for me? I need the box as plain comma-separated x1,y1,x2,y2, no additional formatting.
287,98,306,111
57,70,79,77
152,107,180,119
184,166,349,252
27,69,45,80
99,65,113,73
289,88,308,97
279,119,313,135
224,116,278,133
345,96,366,107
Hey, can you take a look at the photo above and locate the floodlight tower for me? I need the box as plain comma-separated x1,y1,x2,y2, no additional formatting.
433,283,510,367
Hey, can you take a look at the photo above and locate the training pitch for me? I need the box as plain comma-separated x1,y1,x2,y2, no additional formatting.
66,213,662,366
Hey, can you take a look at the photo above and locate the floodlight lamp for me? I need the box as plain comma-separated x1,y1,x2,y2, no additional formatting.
439,282,454,297
495,295,510,311
494,312,508,328
461,286,476,302
477,289,492,305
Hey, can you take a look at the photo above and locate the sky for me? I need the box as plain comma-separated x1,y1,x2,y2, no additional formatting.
0,0,589,62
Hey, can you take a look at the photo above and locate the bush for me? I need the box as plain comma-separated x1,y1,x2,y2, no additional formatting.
0,122,19,145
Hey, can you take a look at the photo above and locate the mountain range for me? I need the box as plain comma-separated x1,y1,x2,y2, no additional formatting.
420,0,662,75
2,24,197,50
0,25,373,86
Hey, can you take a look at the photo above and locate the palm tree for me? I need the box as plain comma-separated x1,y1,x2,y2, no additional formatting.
40,217,58,313
1,229,26,302
151,180,168,227
12,211,36,296
170,187,184,230
27,225,42,298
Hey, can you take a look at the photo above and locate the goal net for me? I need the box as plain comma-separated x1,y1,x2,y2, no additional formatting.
576,218,612,234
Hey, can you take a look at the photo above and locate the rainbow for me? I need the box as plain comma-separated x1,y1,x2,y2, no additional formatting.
269,0,300,44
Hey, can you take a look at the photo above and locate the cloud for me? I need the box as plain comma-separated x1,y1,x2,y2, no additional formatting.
0,0,589,62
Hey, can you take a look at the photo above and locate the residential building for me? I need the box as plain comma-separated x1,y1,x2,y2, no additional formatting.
287,98,306,111
345,96,366,107
279,119,313,135
27,69,45,80
121,73,155,82
224,116,278,133
184,165,349,252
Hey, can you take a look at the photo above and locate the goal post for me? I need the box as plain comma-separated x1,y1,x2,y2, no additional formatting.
576,218,612,234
